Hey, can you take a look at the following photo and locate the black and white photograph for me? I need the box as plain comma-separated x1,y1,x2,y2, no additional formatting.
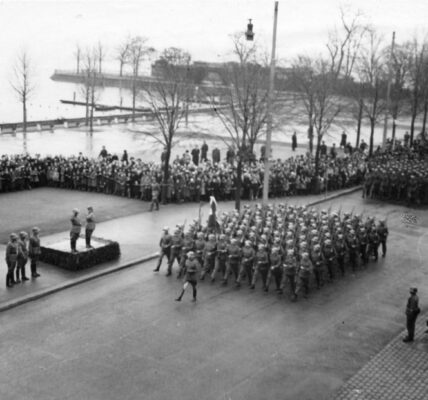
0,0,427,399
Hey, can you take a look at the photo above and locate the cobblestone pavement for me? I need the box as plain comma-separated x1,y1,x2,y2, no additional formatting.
334,318,428,400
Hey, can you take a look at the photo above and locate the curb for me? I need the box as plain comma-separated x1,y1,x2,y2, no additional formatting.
0,253,159,313
0,186,362,312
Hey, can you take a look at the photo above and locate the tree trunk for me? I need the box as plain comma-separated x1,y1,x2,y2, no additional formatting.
85,85,90,126
355,99,363,147
422,99,428,135
308,125,314,154
89,74,95,133
369,119,375,156
23,97,27,134
410,96,418,145
392,120,397,143
119,61,123,77
235,158,242,212
161,142,171,205
132,79,136,122
314,133,321,176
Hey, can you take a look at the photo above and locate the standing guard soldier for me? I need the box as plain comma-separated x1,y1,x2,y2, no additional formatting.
266,246,283,292
85,206,96,249
222,238,241,286
175,252,200,302
16,232,29,283
377,219,389,257
177,231,195,279
403,287,420,343
295,253,313,299
70,208,82,253
280,249,298,301
236,240,255,287
368,227,380,262
210,234,228,283
153,227,172,272
29,227,41,278
5,233,19,287
322,239,337,281
334,234,347,276
150,179,160,211
311,244,325,288
200,234,217,281
167,228,183,276
250,244,269,290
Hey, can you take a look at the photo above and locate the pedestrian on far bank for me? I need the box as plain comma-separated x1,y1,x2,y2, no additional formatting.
122,150,129,164
201,141,208,163
70,208,82,253
191,146,200,166
85,206,96,249
99,145,108,159
330,143,337,159
292,131,297,151
29,227,41,278
340,131,347,148
403,287,420,343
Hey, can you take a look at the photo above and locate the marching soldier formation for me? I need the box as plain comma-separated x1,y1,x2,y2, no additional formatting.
154,203,389,302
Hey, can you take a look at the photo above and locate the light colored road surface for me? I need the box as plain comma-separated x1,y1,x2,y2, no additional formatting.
0,193,427,400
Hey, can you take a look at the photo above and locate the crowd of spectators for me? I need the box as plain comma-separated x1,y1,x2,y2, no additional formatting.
363,138,428,205
0,144,367,203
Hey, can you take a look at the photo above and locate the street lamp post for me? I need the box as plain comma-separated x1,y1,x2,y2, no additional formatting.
262,1,279,205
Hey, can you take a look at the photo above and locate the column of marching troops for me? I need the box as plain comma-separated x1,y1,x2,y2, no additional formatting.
154,203,388,301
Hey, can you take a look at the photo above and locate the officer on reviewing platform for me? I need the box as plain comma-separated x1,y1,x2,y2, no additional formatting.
70,208,82,253
85,206,96,249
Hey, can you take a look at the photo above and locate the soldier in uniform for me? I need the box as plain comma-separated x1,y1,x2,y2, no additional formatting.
346,230,359,271
70,208,82,253
281,249,298,301
167,228,183,276
153,227,172,272
210,234,228,283
367,227,380,262
310,243,324,288
250,244,269,290
236,240,255,287
403,287,420,343
150,179,160,211
358,227,368,266
194,232,206,266
29,227,41,278
16,231,29,283
266,246,283,292
175,251,200,302
85,206,96,249
295,253,313,299
334,234,347,276
5,233,19,287
200,234,217,281
377,219,389,257
322,239,337,281
177,231,195,279
222,238,241,285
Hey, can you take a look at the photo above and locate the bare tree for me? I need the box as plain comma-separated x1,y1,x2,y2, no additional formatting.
96,41,106,75
128,36,153,121
75,44,82,74
10,50,35,136
80,47,102,133
140,47,192,204
116,37,131,77
357,28,387,155
209,34,271,210
407,38,427,144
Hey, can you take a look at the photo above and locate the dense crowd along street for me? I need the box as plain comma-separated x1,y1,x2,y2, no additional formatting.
154,201,389,302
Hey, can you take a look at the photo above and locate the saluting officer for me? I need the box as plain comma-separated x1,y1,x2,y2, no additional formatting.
85,206,96,249
16,231,29,283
